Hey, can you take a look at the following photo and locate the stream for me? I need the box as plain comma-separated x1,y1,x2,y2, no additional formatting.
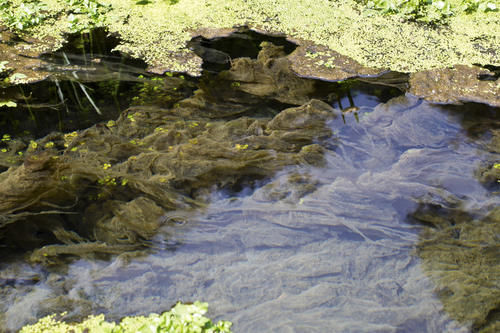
0,31,499,333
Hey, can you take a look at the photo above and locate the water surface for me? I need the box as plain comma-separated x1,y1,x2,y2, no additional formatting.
1,51,499,332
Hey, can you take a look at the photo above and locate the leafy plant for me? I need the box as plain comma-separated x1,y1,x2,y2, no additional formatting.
65,0,111,32
0,61,8,73
0,61,11,83
20,301,232,333
134,0,179,6
0,100,17,108
7,72,28,84
358,0,498,24
461,0,497,12
0,0,48,31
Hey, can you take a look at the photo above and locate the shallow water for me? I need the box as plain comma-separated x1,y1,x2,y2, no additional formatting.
3,92,498,331
1,44,499,331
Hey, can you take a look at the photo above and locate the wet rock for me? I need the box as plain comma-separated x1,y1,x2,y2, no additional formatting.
288,41,386,82
409,65,500,107
254,172,321,203
220,41,316,105
0,32,52,84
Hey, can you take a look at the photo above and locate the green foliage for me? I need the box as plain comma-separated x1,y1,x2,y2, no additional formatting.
0,61,11,83
20,301,232,333
461,0,497,12
65,0,112,32
134,0,179,6
0,0,111,32
0,61,8,73
7,72,27,84
358,0,498,23
0,100,17,108
0,0,47,31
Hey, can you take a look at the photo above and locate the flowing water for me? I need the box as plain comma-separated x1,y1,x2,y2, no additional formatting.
0,33,499,332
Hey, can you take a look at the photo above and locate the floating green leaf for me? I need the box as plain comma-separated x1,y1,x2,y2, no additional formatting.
0,100,17,108
20,302,232,333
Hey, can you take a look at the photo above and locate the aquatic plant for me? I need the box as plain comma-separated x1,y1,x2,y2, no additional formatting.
461,0,498,12
0,43,334,264
20,301,232,332
64,0,111,32
0,0,48,31
130,74,193,108
0,100,17,107
415,205,500,332
0,0,110,33
0,61,8,73
357,0,498,23
0,0,496,77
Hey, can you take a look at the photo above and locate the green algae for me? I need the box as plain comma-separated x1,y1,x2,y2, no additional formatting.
1,0,498,77
413,123,500,331
0,44,337,264
412,107,500,331
414,205,500,332
477,129,500,188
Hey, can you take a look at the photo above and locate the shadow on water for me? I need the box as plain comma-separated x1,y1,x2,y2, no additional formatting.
189,28,298,72
0,29,196,141
1,28,499,332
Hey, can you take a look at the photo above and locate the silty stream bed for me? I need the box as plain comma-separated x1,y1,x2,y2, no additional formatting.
0,32,499,332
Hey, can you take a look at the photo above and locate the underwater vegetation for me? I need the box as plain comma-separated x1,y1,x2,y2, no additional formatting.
0,42,336,265
0,1,498,331
412,205,500,332
410,118,500,332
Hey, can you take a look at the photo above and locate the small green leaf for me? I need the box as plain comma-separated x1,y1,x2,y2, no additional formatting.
0,100,17,108
0,61,8,72
486,2,497,11
9,73,28,83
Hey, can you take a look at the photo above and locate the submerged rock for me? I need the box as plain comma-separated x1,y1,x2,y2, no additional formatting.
409,65,500,107
220,41,317,105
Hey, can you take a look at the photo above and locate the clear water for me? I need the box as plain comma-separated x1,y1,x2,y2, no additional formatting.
1,76,499,331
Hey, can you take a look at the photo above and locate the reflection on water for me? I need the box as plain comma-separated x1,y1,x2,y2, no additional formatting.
2,90,498,331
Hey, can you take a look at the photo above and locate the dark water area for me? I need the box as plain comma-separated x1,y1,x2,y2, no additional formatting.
0,29,196,142
0,31,499,332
